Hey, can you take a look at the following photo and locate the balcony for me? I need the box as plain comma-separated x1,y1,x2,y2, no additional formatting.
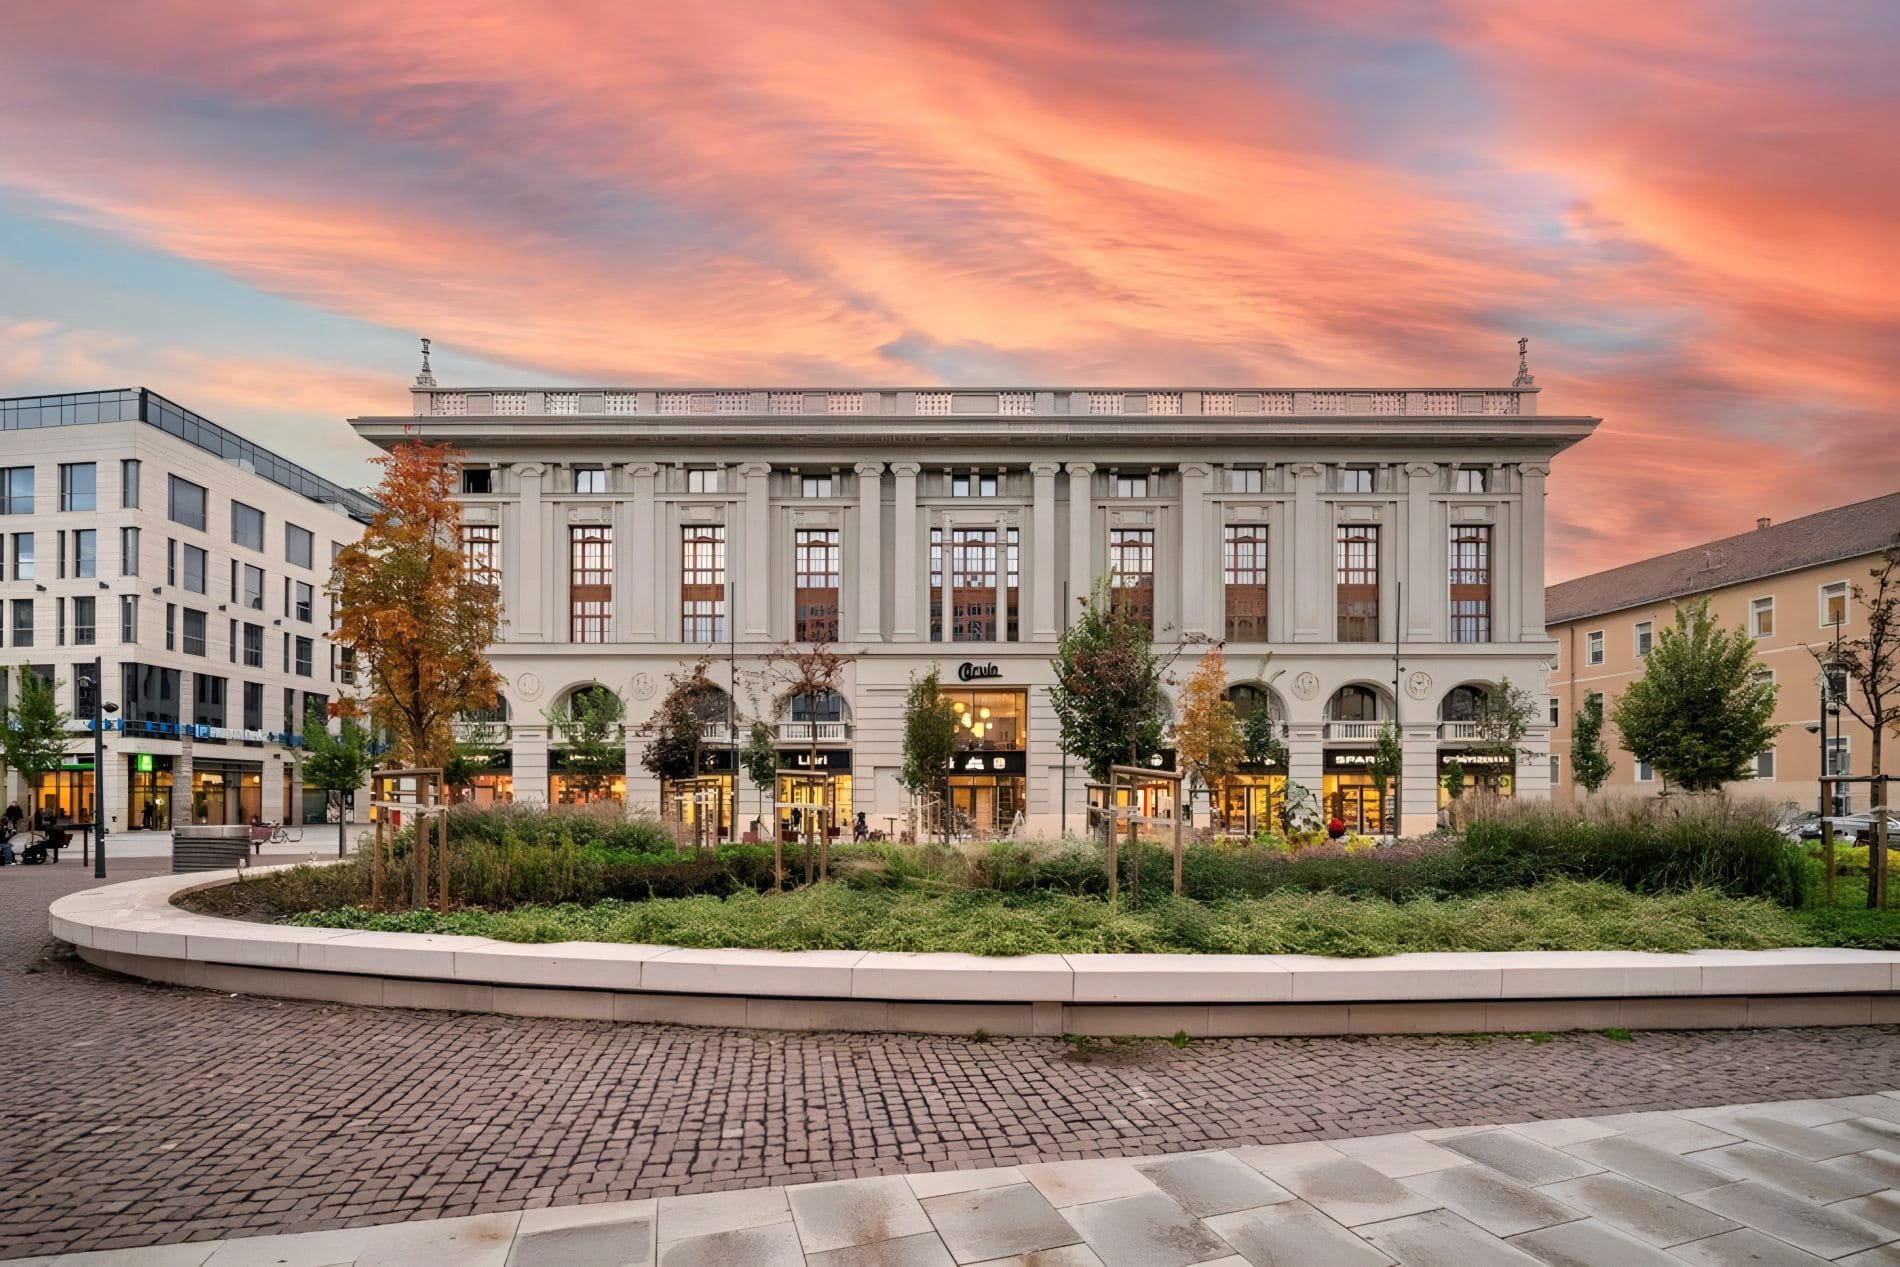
452,720,511,744
699,722,736,745
1439,722,1484,742
1324,721,1384,741
777,722,850,743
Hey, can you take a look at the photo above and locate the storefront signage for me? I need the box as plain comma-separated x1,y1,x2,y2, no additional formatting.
779,749,853,773
111,718,302,746
135,754,155,773
1324,750,1380,771
1438,750,1515,768
956,750,1026,775
956,661,1002,682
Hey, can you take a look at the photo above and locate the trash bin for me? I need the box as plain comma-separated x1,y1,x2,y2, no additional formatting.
171,824,253,873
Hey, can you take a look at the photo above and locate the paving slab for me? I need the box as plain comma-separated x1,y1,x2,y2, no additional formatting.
1329,1132,1473,1177
1401,1165,1583,1236
1202,1200,1394,1266
1697,1141,1887,1202
1666,1228,1835,1265
1691,1114,1864,1161
200,1227,378,1267
1439,1131,1602,1186
1504,1217,1682,1266
1017,1159,1159,1209
506,1210,654,1266
1061,1191,1234,1267
920,1183,1080,1265
357,1212,520,1266
1836,1193,1900,1237
788,1177,932,1255
1356,1209,1546,1265
1829,1149,1900,1189
1684,1179,1896,1259
1560,1135,1734,1194
1134,1152,1294,1218
1234,1150,1439,1227
905,1168,1027,1201
656,1187,792,1242
1830,1096,1900,1126
1818,1116,1900,1153
1534,1174,1738,1248
964,1246,1104,1267
805,1232,954,1267
1503,1119,1621,1148
656,1222,806,1267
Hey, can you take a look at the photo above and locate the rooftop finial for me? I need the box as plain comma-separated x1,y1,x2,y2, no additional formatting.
1513,335,1535,388
414,337,436,388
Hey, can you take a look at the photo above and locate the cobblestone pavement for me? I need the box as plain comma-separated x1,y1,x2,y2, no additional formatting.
10,1092,1900,1265
5,859,1900,1259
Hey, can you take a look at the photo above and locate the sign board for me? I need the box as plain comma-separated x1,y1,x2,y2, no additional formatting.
1438,749,1515,769
953,750,1026,775
956,661,1002,682
1323,750,1380,772
778,748,852,772
135,754,155,773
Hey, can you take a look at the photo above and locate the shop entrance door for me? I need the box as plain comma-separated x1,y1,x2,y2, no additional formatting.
1326,777,1386,835
947,777,1023,837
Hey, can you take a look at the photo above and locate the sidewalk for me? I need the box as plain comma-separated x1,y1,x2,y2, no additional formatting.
9,1092,1897,1266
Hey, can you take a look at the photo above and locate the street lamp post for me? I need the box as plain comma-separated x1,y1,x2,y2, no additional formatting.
78,655,120,878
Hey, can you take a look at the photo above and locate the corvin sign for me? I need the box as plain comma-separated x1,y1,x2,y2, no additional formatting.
957,661,1002,682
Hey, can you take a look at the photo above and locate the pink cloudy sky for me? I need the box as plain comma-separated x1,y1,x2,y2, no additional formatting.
1,0,1895,580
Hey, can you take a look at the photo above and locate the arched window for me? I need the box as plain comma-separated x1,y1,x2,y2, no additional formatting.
787,691,846,724
1442,685,1488,723
1227,684,1278,721
1329,685,1382,722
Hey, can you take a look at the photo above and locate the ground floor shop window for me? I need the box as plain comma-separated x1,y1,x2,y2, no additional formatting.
662,774,732,841
189,765,261,825
1322,772,1389,835
774,772,852,841
129,757,172,829
1217,773,1286,835
1437,751,1516,808
550,772,625,806
945,774,1024,836
465,774,513,807
31,769,94,822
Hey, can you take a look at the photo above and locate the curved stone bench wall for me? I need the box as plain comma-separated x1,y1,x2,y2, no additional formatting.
51,870,1900,1038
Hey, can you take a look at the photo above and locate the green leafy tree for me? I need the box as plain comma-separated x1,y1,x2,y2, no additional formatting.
442,718,501,803
547,685,625,803
1,666,71,833
1570,692,1615,794
1611,597,1780,793
740,719,778,842
1469,678,1541,760
640,659,722,785
1370,720,1403,840
900,667,958,843
300,700,376,858
1241,700,1288,772
1049,580,1175,783
1440,759,1467,802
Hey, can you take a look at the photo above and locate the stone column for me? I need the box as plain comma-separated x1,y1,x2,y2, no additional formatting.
173,671,193,829
1287,722,1323,812
994,512,1010,643
1399,722,1439,837
1519,464,1549,642
1290,463,1325,641
1029,462,1059,641
514,464,546,641
628,463,659,641
1179,462,1210,639
1404,463,1438,641
1066,462,1095,623
891,463,920,641
739,462,771,642
513,723,551,807
855,462,884,642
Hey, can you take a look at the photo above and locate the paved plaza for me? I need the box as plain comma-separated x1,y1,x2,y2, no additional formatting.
8,1092,1900,1264
3,858,1899,1262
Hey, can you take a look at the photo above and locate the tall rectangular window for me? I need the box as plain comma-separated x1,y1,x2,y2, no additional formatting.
59,463,96,512
1448,525,1491,643
120,458,141,508
294,636,314,677
1548,696,1560,726
930,527,944,641
1223,524,1268,641
227,617,237,663
72,596,96,646
11,532,33,581
242,563,265,611
285,523,314,569
182,608,207,657
573,467,607,494
243,623,264,668
1225,467,1264,494
680,525,725,643
1634,620,1653,656
1749,596,1775,638
1755,747,1776,780
10,599,32,647
181,544,207,594
293,581,314,623
244,682,265,731
120,526,140,577
1454,467,1488,493
800,474,834,498
1587,630,1605,665
166,603,175,651
1006,526,1020,642
951,471,998,498
168,475,207,531
685,467,723,493
1338,466,1375,493
570,526,613,643
1336,525,1379,641
1821,581,1848,628
120,595,138,644
1114,472,1150,498
950,527,1000,642
0,467,33,514
460,467,493,494
794,528,841,642
1109,528,1155,633
73,529,96,580
232,502,265,551
462,524,500,588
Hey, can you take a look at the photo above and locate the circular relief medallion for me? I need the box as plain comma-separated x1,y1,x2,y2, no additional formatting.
632,671,657,702
1293,671,1320,701
1406,670,1433,700
515,671,543,701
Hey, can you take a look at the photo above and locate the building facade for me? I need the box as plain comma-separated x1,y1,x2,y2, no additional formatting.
353,371,1597,837
1547,493,1900,811
0,390,375,831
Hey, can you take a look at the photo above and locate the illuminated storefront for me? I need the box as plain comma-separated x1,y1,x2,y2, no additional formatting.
774,748,852,839
943,679,1027,834
1437,749,1515,806
1322,751,1390,835
660,749,733,840
1218,765,1287,835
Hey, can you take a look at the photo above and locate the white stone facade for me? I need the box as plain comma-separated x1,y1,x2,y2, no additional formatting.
0,390,372,833
353,381,1597,836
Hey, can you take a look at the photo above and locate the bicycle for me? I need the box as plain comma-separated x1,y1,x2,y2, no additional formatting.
269,821,303,844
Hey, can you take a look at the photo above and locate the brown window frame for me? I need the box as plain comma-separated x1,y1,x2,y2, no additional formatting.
681,524,726,643
569,526,612,643
1335,525,1379,642
1449,525,1491,644
1110,527,1155,633
1223,524,1268,642
794,527,841,642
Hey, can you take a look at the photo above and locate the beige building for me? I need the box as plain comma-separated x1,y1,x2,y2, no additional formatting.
1547,493,1900,809
351,354,1598,837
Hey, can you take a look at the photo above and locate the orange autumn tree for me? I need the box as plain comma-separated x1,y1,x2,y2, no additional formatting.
1175,644,1243,831
328,441,503,769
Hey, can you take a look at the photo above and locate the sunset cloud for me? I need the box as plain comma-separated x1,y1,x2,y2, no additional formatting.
0,0,1893,578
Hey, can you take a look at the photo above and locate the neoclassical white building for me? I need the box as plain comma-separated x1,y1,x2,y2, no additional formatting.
352,354,1597,837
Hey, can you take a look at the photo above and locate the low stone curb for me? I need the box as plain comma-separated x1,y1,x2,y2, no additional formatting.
49,869,1900,1037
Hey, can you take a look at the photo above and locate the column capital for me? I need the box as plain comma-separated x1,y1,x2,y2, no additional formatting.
515,462,547,481
1029,461,1061,478
1066,461,1096,477
626,462,660,479
1402,461,1438,479
890,461,922,478
1179,461,1213,479
1288,461,1326,480
854,461,885,478
736,461,772,479
1518,462,1551,480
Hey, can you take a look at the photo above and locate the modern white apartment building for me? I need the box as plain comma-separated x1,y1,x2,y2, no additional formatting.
0,390,375,831
352,354,1597,837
